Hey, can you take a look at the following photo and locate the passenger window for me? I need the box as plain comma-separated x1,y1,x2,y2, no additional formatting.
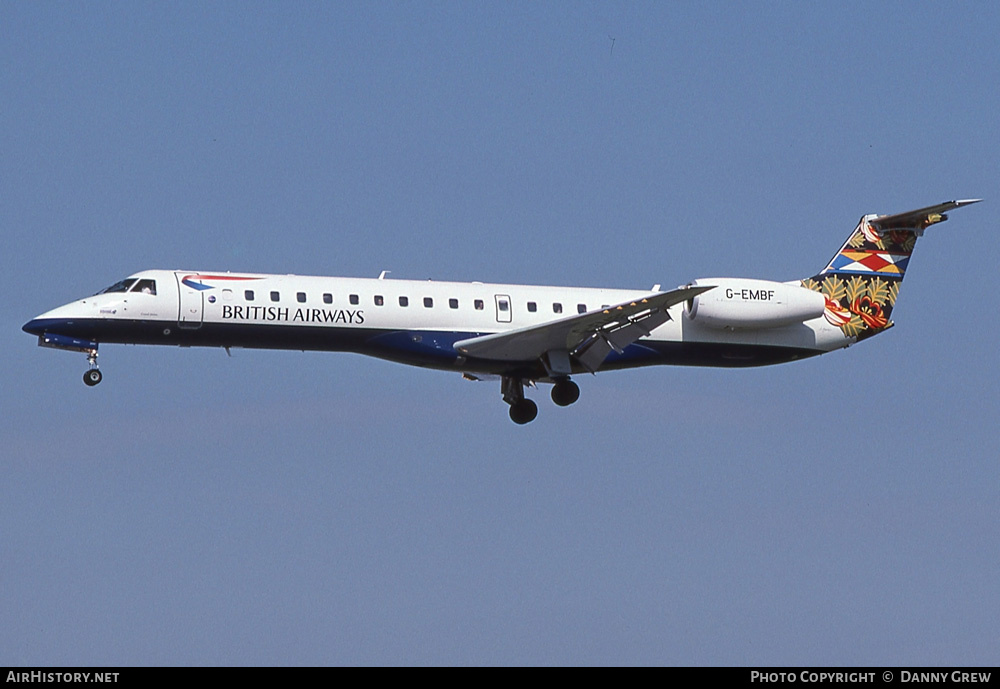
271,291,280,302
399,296,409,307
245,290,255,301
130,279,157,295
323,293,333,304
577,304,587,314
297,292,306,303
553,303,563,314
498,300,509,312
449,298,458,309
423,297,433,308
350,294,359,305
222,288,234,301
527,301,537,312
374,295,384,306
474,299,484,311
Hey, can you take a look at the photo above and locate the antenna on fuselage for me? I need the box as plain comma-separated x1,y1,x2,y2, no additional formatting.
378,270,390,280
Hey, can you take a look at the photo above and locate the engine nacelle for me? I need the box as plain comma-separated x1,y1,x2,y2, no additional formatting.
684,278,825,330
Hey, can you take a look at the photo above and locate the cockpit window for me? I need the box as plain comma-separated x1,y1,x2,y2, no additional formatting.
130,279,157,295
99,278,137,294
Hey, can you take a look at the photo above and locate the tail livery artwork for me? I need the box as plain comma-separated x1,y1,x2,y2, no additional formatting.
24,200,979,424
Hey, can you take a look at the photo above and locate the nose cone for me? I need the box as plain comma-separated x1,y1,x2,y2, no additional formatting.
22,317,46,336
22,300,91,338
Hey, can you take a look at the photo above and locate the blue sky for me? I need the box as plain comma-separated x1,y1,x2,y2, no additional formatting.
2,2,997,665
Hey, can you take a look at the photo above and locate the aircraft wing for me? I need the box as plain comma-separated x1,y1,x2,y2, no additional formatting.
453,285,713,372
871,199,981,231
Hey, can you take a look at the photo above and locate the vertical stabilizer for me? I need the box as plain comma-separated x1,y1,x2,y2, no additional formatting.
801,200,980,341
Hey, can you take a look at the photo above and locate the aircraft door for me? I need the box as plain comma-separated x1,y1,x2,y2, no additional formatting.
495,294,512,323
175,273,204,329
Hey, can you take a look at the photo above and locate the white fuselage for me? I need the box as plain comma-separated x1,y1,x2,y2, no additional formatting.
24,199,974,423
25,269,849,377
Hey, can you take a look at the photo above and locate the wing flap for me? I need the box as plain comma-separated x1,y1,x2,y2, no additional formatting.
453,285,711,365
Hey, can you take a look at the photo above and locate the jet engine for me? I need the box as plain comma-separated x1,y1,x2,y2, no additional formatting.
684,278,825,330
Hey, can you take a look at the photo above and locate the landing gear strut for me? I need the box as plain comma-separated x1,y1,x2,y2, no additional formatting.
83,349,102,387
502,376,538,425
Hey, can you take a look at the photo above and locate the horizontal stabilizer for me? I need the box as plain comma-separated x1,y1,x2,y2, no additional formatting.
870,199,981,231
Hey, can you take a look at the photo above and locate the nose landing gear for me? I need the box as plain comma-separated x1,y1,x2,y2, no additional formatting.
83,349,102,386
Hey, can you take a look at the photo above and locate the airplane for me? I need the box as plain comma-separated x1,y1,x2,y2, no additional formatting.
23,200,979,424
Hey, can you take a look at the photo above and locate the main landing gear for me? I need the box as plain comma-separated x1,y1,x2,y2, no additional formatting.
551,379,580,407
501,376,580,424
502,376,537,424
82,349,102,387
509,398,538,425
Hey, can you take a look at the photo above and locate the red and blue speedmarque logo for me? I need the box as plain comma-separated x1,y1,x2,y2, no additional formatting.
181,274,262,291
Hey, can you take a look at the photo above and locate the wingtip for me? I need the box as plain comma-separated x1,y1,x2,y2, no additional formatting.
953,198,983,206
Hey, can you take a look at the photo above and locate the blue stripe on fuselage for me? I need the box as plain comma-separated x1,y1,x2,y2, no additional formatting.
23,317,819,373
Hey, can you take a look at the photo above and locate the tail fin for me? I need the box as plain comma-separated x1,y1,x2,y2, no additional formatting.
802,200,980,341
